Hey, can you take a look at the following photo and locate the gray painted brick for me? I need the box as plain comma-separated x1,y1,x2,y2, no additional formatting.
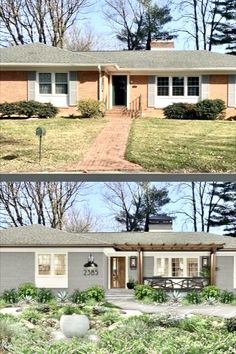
216,256,235,293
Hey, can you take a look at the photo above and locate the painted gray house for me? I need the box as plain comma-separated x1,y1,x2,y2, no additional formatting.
0,224,236,294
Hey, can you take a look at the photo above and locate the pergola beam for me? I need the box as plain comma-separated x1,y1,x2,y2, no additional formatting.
113,243,225,252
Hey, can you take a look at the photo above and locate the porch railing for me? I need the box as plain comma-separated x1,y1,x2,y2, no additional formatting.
143,276,210,291
129,94,142,118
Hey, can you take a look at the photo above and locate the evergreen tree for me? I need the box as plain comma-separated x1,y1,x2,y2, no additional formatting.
209,182,236,236
211,0,236,54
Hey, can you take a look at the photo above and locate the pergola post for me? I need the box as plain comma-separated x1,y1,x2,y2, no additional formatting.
210,248,217,285
137,248,144,284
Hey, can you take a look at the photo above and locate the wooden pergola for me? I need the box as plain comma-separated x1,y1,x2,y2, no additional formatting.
113,242,225,286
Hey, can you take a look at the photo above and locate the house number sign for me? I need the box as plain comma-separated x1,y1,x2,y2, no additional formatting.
83,254,98,276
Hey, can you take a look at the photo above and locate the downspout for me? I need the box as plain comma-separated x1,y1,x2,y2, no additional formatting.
98,65,102,102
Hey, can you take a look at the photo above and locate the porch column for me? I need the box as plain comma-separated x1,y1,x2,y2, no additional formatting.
98,65,102,101
210,248,217,285
137,248,144,284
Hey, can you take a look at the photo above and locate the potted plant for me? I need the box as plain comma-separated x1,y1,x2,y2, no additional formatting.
126,278,136,289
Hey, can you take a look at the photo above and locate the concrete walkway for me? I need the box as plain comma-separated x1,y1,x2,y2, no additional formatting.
109,298,236,318
66,116,142,172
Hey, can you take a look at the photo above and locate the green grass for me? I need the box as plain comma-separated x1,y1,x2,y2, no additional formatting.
125,118,236,172
0,117,107,172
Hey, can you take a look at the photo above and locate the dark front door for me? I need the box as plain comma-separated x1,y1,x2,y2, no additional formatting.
110,257,126,288
112,76,127,106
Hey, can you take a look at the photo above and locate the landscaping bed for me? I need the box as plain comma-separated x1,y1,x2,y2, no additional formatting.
0,117,107,172
125,118,236,172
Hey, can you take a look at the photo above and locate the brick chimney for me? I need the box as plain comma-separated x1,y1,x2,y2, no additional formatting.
149,214,173,232
150,39,175,50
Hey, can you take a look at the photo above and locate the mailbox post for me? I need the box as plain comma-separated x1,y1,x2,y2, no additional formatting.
35,127,46,162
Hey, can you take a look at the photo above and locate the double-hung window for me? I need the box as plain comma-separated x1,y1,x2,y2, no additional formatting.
157,76,200,97
38,73,68,95
37,254,66,276
155,257,199,277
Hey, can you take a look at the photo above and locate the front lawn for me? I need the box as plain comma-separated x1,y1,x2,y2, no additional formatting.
0,117,107,172
125,118,236,172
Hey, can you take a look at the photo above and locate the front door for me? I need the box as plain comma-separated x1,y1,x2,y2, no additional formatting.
112,76,127,106
110,257,126,288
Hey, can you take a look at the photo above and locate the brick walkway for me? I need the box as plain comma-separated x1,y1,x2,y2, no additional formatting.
65,116,142,172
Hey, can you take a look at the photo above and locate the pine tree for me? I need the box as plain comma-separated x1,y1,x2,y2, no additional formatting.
211,0,236,54
209,182,236,236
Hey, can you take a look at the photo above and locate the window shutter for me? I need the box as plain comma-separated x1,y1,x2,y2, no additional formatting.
228,75,236,107
148,76,156,107
201,75,209,100
27,71,36,100
69,71,77,106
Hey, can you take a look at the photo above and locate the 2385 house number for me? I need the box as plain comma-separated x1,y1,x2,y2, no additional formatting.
84,268,98,276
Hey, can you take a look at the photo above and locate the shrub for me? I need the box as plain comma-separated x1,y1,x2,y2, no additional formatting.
36,102,58,118
220,290,234,304
84,286,105,302
100,311,121,326
134,284,156,301
77,99,103,118
164,103,190,120
21,309,42,324
226,317,236,332
0,102,19,117
36,288,54,303
0,316,25,346
0,100,58,118
71,289,85,304
2,289,19,304
196,99,226,120
18,283,37,299
201,285,221,300
186,290,202,304
153,289,168,303
169,290,183,303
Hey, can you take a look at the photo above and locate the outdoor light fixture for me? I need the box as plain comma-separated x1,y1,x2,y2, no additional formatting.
130,256,137,270
83,254,98,275
202,256,209,268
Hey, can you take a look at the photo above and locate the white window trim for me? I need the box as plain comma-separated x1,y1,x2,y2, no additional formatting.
154,255,200,277
156,75,201,98
36,252,68,277
37,72,68,97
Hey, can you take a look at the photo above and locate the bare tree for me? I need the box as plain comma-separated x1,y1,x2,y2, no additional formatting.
0,0,92,47
173,182,222,232
64,25,100,51
103,182,170,231
63,206,100,232
104,0,173,50
173,0,224,50
0,182,88,229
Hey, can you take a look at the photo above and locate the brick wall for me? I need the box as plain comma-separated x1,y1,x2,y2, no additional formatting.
0,71,27,102
209,75,228,103
130,75,148,109
78,71,98,101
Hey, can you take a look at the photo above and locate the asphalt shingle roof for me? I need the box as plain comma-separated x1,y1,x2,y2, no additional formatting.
0,43,235,70
0,224,235,249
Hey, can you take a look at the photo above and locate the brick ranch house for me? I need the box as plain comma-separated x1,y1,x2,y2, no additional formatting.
0,40,235,118
0,218,236,294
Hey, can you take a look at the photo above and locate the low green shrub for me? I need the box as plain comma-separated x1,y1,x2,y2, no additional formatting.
18,283,37,299
226,317,236,332
36,288,54,303
196,99,226,120
100,310,121,326
153,288,168,303
186,290,202,304
134,284,156,301
59,305,81,315
0,316,25,346
201,285,221,300
21,309,42,324
2,289,19,304
164,103,191,119
0,100,58,118
220,290,235,304
77,99,103,118
164,99,226,120
84,286,105,302
0,102,19,117
71,289,85,304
